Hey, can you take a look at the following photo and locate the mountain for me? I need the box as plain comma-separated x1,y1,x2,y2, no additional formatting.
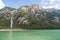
15,4,44,24
0,4,60,29
0,7,16,13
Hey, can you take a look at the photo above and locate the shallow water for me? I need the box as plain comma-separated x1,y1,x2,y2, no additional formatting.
0,30,60,40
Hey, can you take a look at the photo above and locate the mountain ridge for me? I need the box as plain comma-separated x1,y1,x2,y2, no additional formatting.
0,4,60,29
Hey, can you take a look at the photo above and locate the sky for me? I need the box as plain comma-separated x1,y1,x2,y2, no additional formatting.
0,0,60,9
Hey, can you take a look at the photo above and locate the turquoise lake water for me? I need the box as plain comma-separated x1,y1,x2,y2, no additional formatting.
0,30,60,40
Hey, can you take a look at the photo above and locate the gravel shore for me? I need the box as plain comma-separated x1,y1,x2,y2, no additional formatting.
0,29,26,31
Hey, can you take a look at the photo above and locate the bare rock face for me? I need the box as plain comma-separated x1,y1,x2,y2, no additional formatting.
0,4,60,25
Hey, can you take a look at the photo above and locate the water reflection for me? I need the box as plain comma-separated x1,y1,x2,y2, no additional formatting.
8,30,13,40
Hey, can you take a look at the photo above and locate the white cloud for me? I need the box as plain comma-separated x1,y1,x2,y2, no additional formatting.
42,0,60,9
41,1,48,5
54,4,60,9
49,0,55,4
41,0,55,6
49,0,60,9
0,0,5,9
43,6,54,9
43,5,60,9
50,0,55,2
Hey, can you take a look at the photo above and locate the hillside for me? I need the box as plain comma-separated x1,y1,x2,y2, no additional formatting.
0,7,16,13
0,4,60,29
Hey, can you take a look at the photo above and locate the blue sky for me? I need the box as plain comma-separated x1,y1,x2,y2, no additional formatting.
0,0,60,9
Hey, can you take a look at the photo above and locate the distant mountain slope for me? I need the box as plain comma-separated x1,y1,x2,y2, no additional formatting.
0,7,16,13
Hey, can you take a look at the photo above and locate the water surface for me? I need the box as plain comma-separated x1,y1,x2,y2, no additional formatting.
0,30,60,40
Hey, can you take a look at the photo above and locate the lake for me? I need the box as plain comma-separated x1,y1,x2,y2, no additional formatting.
0,30,60,40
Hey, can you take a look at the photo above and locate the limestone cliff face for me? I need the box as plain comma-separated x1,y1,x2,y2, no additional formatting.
0,4,60,25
